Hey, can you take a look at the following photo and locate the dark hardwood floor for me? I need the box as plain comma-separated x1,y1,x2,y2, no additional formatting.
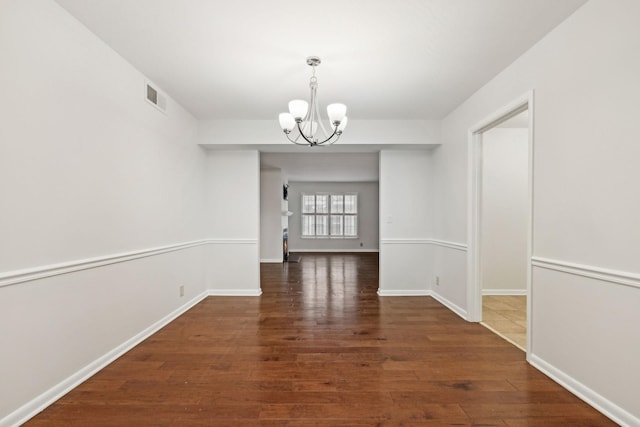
26,253,615,426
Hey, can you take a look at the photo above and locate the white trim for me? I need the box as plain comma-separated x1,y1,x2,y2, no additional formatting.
290,249,379,253
470,91,533,133
377,289,431,296
380,239,431,244
0,291,209,427
532,257,640,290
529,354,638,427
0,240,207,288
466,91,534,362
208,289,262,296
207,239,258,244
380,239,467,251
0,239,258,288
260,258,283,263
375,289,468,321
482,289,527,296
430,290,468,320
428,239,468,251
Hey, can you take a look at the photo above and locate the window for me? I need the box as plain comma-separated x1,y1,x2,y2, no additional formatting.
302,193,358,238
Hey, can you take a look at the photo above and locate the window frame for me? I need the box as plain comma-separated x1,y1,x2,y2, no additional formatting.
301,192,358,239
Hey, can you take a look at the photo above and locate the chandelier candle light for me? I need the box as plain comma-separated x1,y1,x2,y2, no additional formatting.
279,56,347,146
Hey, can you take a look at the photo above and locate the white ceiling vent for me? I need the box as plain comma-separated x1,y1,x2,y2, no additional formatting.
145,81,167,113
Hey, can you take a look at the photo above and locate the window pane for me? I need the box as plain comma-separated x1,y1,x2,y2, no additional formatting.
302,215,315,236
316,195,328,214
316,215,328,236
330,215,343,236
344,215,357,236
302,195,315,213
331,195,344,213
344,194,357,213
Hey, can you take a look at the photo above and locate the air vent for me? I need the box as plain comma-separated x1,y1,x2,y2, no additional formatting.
145,81,167,113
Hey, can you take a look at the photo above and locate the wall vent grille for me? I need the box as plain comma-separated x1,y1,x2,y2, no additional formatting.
145,82,167,113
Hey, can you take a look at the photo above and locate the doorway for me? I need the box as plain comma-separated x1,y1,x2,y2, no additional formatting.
467,92,533,358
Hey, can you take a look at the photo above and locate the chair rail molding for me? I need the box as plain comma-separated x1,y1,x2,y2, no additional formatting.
532,256,640,290
428,239,468,251
0,238,258,288
380,238,467,250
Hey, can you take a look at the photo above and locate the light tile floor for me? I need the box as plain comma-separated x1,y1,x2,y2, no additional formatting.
482,295,527,351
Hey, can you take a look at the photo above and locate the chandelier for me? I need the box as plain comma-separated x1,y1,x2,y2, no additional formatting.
278,56,348,147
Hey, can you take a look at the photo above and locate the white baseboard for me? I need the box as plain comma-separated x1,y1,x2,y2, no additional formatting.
482,289,527,296
0,291,209,427
376,289,468,321
529,354,638,427
377,289,431,296
430,291,468,320
290,249,379,253
207,289,262,296
260,258,282,263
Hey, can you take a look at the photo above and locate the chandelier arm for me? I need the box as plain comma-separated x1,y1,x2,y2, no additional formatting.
289,122,340,147
285,132,300,142
286,130,313,146
322,133,341,146
291,128,302,143
295,121,317,145
288,126,304,143
300,83,313,138
314,124,340,145
309,85,317,139
315,87,331,139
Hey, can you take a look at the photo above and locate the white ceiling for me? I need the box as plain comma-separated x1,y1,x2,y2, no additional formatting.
55,0,587,120
261,153,379,182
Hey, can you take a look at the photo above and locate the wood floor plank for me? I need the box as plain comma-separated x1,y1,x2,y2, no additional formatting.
24,253,616,426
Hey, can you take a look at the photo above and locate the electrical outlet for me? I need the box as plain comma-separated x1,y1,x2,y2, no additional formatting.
360,242,363,247
179,285,185,297
435,276,440,286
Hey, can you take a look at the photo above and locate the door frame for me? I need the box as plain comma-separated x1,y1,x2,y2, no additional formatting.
466,90,534,359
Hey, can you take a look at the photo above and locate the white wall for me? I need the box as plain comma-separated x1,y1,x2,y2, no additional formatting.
481,128,528,294
0,6,204,272
198,119,441,146
260,168,284,262
0,0,207,423
204,150,260,294
379,150,433,295
287,181,379,252
432,0,640,423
